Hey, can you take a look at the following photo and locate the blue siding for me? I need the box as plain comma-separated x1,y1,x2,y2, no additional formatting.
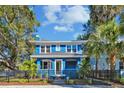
34,44,82,54
35,45,40,54
51,45,56,52
37,59,41,69
51,59,55,69
60,45,66,52
78,45,81,52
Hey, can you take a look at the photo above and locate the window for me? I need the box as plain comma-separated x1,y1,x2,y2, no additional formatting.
72,45,76,52
41,46,45,53
46,46,50,53
67,45,71,52
56,45,60,51
65,61,77,69
42,61,51,69
120,62,124,69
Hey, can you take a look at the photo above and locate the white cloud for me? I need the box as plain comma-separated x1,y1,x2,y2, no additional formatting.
61,6,90,24
54,25,68,32
43,5,90,32
43,5,61,23
54,25,73,32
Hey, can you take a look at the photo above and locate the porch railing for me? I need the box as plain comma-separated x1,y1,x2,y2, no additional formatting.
38,69,79,79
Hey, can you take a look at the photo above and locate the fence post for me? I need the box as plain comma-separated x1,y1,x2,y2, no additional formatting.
7,71,10,83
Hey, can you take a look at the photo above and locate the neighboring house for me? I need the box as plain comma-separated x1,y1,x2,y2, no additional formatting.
30,37,87,79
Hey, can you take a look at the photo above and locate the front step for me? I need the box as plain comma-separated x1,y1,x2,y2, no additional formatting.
52,79,65,85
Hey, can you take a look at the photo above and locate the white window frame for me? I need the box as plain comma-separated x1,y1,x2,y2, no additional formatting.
56,45,60,51
55,59,62,75
42,60,51,70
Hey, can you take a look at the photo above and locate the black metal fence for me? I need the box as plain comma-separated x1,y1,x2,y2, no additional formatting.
89,70,121,81
0,70,122,82
0,70,30,82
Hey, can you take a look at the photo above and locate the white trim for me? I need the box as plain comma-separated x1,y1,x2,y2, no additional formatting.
31,54,84,58
30,40,86,45
56,45,60,51
71,45,73,53
55,59,62,75
66,45,67,53
45,45,46,53
39,45,41,54
50,45,52,53
76,44,78,53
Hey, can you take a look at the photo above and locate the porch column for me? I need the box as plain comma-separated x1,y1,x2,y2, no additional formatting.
62,59,65,75
62,59,65,70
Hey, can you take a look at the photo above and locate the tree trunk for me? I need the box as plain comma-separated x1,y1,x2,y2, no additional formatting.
109,54,116,80
95,57,98,78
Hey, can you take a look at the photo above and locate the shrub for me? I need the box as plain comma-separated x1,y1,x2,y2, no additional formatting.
65,79,75,85
43,79,48,83
120,78,124,84
69,80,75,84
19,59,38,79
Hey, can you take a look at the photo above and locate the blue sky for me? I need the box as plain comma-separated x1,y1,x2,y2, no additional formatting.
33,5,90,41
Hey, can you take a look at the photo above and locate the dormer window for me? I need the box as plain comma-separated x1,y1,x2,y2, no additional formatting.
56,45,60,51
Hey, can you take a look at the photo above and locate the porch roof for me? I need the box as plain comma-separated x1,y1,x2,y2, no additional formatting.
30,40,87,45
30,53,87,58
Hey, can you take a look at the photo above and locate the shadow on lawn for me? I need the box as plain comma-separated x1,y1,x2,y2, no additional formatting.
50,79,112,88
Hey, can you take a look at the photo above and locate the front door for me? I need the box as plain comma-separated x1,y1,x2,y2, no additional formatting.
56,61,61,75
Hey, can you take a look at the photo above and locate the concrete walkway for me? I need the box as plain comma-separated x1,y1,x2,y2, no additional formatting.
0,84,113,88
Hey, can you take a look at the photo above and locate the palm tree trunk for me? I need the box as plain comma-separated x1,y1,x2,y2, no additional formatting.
110,54,116,80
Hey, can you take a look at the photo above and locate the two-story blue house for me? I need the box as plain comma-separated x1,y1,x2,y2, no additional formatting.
30,36,86,79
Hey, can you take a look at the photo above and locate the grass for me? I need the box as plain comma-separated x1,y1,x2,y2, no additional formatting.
65,79,92,85
120,78,124,84
0,77,50,83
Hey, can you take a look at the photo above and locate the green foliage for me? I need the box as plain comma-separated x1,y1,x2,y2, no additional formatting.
120,78,124,84
19,79,28,83
68,80,75,85
44,72,48,79
89,5,124,26
78,58,91,79
19,59,37,78
0,6,39,70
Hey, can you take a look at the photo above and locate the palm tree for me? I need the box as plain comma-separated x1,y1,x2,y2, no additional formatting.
85,32,103,78
79,58,91,79
97,19,124,80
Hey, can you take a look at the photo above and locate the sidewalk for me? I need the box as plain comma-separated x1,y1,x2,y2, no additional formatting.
92,78,124,88
0,85,113,88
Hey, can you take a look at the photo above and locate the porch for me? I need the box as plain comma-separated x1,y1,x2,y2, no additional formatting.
36,58,81,79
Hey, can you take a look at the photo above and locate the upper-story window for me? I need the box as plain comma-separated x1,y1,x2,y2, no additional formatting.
67,45,71,52
56,45,60,51
46,46,50,53
41,46,45,53
72,45,76,52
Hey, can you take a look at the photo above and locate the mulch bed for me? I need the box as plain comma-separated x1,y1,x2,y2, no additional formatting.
0,82,49,85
